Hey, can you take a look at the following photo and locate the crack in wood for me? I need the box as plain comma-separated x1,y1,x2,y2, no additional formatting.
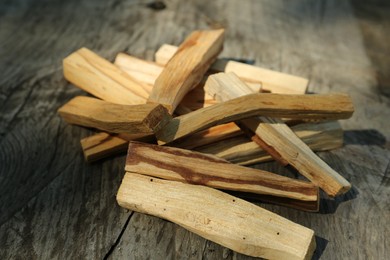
103,211,134,260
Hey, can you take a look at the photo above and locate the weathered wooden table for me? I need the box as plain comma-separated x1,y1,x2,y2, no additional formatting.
1,0,389,259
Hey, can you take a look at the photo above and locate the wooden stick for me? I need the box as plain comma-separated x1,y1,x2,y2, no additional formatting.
197,121,344,165
80,120,343,164
155,44,178,65
147,29,225,113
242,117,351,196
65,51,156,161
174,122,241,150
114,53,162,88
58,96,171,134
156,92,354,144
63,47,148,105
80,132,154,162
155,44,308,94
113,52,261,114
204,72,351,196
228,191,320,212
117,173,316,259
126,142,319,203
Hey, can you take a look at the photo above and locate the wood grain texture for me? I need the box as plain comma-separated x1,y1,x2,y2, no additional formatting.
125,142,319,204
58,96,171,134
114,52,162,88
1,0,389,259
117,173,316,260
205,72,350,196
63,47,149,104
197,121,344,166
156,93,354,143
148,29,225,113
243,117,351,196
80,132,154,162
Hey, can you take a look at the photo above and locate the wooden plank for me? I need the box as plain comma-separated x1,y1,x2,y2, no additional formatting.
197,121,344,165
125,142,319,203
58,96,171,134
147,29,225,113
156,93,354,144
155,44,308,94
63,47,149,104
117,173,316,260
205,72,351,196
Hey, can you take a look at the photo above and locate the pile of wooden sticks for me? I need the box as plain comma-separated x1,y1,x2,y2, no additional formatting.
58,29,354,259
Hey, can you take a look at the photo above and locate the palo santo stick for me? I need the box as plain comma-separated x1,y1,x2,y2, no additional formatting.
81,52,256,162
197,121,343,165
205,72,351,196
243,117,351,196
80,132,154,162
114,53,162,88
114,54,217,115
126,142,319,203
155,44,308,94
175,122,241,150
58,96,171,134
81,133,128,162
63,47,149,105
63,50,155,161
155,44,178,65
228,191,320,212
148,29,225,113
117,173,316,259
113,52,261,114
80,120,343,164
156,93,354,144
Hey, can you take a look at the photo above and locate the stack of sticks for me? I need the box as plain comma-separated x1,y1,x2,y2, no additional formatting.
58,29,354,260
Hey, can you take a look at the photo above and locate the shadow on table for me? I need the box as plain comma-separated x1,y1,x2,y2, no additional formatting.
343,129,387,146
318,186,359,214
312,235,329,260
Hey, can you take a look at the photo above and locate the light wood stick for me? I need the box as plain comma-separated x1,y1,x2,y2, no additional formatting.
113,52,261,114
80,132,154,162
78,51,258,162
174,122,241,150
63,47,149,105
148,29,225,113
126,142,319,203
204,72,351,196
155,44,178,65
156,93,354,144
80,120,343,164
117,173,316,259
114,53,162,88
116,54,248,115
58,96,171,134
228,191,320,212
155,44,308,94
197,121,343,165
243,117,351,196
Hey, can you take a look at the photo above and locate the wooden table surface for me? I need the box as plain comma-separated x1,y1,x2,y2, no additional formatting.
1,0,389,259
